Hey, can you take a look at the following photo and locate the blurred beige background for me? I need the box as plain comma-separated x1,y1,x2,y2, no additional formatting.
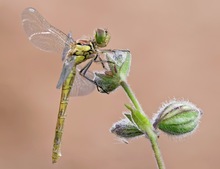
0,0,218,168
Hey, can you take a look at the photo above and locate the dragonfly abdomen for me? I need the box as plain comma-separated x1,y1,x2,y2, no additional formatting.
52,67,76,163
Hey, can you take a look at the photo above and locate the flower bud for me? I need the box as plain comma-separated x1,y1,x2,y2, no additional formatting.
94,50,131,93
95,72,120,93
110,118,144,142
152,100,203,136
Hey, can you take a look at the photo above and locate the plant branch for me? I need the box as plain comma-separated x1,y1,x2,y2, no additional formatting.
120,81,144,114
120,80,165,169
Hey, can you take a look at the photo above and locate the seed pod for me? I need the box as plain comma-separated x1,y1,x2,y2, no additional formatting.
152,100,203,136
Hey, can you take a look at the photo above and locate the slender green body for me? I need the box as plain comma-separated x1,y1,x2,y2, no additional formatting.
52,41,97,163
21,7,111,163
52,66,76,163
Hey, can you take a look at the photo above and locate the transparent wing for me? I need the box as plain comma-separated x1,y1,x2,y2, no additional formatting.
21,7,71,54
62,33,74,61
56,57,75,89
70,66,96,97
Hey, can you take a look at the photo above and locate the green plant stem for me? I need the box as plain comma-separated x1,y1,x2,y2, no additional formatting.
146,128,165,169
120,81,144,114
120,80,165,169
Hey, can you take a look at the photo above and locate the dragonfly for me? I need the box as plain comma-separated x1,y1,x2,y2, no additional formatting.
21,7,111,163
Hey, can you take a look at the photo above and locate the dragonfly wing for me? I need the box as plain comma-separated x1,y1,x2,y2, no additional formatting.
21,7,71,54
70,66,96,97
62,33,74,61
56,57,75,89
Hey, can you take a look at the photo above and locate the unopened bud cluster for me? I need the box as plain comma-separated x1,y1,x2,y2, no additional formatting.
111,100,203,141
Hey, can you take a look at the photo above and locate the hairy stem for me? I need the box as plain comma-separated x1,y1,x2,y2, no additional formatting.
120,80,165,169
120,81,144,114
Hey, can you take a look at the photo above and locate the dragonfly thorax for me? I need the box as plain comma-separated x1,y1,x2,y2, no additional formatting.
67,39,97,65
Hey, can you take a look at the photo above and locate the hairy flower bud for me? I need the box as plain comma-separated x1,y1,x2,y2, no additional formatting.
110,117,145,142
95,71,121,93
152,100,203,136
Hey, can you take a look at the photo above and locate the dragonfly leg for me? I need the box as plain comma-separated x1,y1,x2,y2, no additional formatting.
79,57,110,94
80,57,95,76
93,55,116,71
97,59,118,74
95,55,106,70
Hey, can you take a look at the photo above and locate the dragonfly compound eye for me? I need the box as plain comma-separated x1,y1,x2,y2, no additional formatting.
94,28,111,47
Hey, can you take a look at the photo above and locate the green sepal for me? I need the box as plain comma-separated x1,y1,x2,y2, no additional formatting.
123,112,133,123
119,51,131,81
125,104,150,133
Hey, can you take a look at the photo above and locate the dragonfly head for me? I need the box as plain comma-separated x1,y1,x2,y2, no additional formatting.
94,28,111,48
